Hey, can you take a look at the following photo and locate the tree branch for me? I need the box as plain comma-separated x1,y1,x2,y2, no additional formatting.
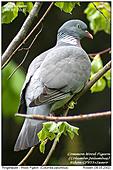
16,111,111,122
2,2,54,69
18,146,35,166
2,2,42,68
42,138,58,166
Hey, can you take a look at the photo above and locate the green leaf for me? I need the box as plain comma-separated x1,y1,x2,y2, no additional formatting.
55,132,62,142
16,2,25,8
55,2,80,14
73,126,79,136
107,80,111,88
65,122,79,136
104,70,111,80
48,123,58,133
38,121,79,153
38,122,57,142
90,55,111,92
25,2,33,13
91,77,106,93
43,122,57,132
66,128,74,140
39,141,46,154
91,54,103,74
55,2,64,9
104,70,111,88
2,2,18,24
84,2,111,34
38,129,47,142
57,122,66,133
16,2,33,15
48,133,56,141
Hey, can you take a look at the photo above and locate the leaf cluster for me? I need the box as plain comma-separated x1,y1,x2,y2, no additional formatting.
38,121,79,153
90,54,111,93
2,2,111,36
84,2,111,34
55,2,80,14
2,2,33,24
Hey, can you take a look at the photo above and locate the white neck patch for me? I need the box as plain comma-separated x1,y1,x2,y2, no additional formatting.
57,35,81,46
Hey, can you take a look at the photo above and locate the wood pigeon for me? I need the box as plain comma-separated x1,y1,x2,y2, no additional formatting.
14,19,93,151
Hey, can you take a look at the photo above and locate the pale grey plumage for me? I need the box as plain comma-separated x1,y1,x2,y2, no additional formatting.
14,20,92,151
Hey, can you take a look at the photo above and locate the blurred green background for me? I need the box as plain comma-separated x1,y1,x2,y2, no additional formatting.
2,2,111,165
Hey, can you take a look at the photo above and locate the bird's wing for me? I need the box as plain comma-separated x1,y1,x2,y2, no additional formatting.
29,46,91,107
29,86,71,107
18,48,54,114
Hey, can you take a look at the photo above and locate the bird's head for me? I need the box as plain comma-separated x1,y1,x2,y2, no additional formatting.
57,20,93,40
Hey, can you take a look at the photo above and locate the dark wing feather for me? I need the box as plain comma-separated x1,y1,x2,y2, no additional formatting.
18,80,31,114
29,85,70,107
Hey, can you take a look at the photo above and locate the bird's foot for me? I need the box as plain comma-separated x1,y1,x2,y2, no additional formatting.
49,113,55,117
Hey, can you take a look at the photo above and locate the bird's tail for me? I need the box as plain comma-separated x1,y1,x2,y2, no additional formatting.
14,105,50,151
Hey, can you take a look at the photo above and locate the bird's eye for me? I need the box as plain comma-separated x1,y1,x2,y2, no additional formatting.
77,24,81,29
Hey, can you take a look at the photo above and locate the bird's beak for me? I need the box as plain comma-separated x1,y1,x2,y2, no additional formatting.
85,31,93,39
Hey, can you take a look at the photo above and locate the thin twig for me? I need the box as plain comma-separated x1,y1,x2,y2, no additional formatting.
89,47,111,58
2,2,42,68
18,146,35,166
2,2,54,69
42,83,70,166
16,111,111,122
8,24,43,79
42,138,58,166
92,2,110,22
64,107,70,116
